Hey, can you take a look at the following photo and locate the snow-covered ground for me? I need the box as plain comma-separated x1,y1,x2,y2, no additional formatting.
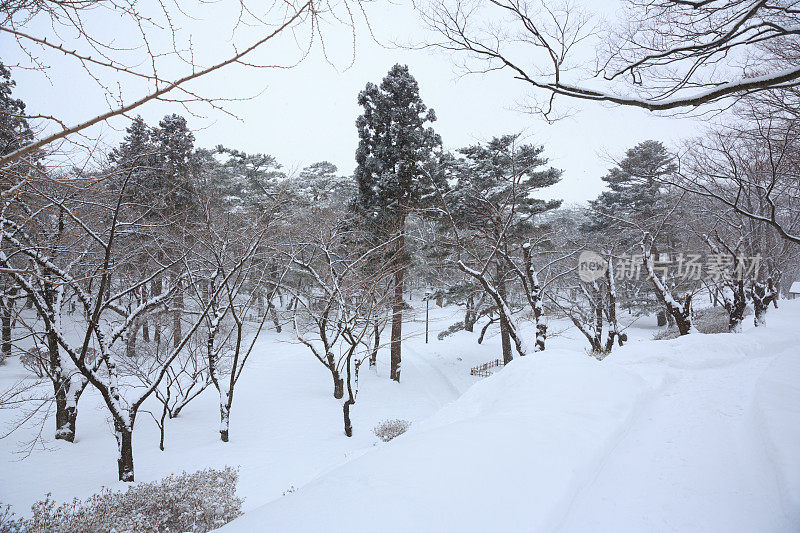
1,299,799,532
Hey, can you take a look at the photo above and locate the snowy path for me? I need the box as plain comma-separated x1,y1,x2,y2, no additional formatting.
559,353,794,532
223,303,800,532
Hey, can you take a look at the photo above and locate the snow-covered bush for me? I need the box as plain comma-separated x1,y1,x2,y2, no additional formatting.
693,306,729,334
654,305,735,340
0,467,242,532
437,322,464,340
19,348,48,378
653,327,680,340
373,419,411,442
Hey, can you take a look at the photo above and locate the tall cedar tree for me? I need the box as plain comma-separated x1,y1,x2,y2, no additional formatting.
0,63,35,160
451,134,562,362
355,64,441,382
1,62,34,361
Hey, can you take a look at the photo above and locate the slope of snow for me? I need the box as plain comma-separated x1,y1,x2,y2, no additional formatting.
223,301,800,532
1,300,798,531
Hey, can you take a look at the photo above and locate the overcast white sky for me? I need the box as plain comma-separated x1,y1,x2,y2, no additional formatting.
5,0,705,204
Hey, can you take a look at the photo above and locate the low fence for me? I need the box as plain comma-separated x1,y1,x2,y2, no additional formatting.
469,358,503,377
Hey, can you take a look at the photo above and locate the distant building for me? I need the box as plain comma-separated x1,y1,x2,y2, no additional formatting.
790,282,800,300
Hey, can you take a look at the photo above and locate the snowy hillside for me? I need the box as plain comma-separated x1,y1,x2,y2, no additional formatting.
222,301,800,532
1,301,799,531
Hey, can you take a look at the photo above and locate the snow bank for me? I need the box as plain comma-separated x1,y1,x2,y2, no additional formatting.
224,302,800,532
752,348,800,520
223,350,654,532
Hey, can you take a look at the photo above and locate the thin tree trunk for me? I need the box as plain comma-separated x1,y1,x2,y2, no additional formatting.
152,279,161,345
173,278,182,348
1,311,11,362
390,219,405,382
159,402,167,451
592,300,603,353
141,284,150,343
1,289,14,361
219,396,230,442
464,294,475,332
327,352,344,399
370,320,380,368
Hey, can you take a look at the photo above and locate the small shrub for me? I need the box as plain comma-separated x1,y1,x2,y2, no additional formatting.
373,419,410,442
20,348,48,378
693,306,729,334
437,323,464,340
653,327,680,341
0,467,242,532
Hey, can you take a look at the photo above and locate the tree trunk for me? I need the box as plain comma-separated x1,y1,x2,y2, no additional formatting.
46,330,74,442
656,310,667,327
126,323,137,359
326,352,344,399
343,399,354,437
159,402,167,451
115,421,134,481
173,278,182,348
332,372,344,399
270,306,281,333
370,320,380,368
496,265,512,364
58,376,87,443
464,294,475,332
1,312,11,362
53,378,69,440
728,280,746,332
152,279,161,345
592,301,603,353
219,399,230,442
141,284,150,343
1,290,14,361
390,222,405,382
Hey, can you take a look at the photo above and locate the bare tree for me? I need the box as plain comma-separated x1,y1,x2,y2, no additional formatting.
422,0,800,118
672,117,800,246
1,0,370,168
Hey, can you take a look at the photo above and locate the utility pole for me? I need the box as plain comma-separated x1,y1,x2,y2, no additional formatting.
424,289,432,344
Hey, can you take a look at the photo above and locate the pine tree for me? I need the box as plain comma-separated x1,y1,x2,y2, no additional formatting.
292,161,354,210
215,146,285,214
586,140,680,324
451,134,562,362
587,140,675,232
354,64,441,382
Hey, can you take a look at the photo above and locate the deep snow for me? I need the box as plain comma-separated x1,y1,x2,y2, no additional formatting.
1,300,799,532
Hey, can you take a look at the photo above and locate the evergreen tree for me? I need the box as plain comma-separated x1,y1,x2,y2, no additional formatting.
108,116,157,205
354,64,441,382
585,140,681,324
451,134,562,362
292,161,354,210
153,114,196,213
586,140,675,232
0,62,34,158
215,147,285,214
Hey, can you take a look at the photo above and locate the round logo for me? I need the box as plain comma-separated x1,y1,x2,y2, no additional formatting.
578,251,607,282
